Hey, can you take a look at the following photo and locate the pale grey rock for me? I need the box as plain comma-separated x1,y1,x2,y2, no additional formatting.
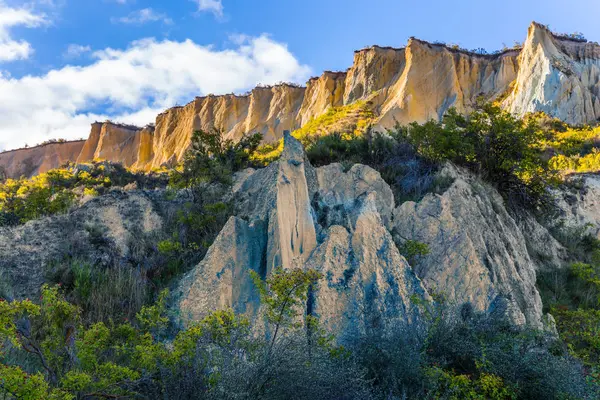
232,168,256,193
555,174,600,239
308,193,428,338
175,216,266,324
392,165,544,327
275,132,318,269
314,163,395,229
177,136,430,336
518,213,566,272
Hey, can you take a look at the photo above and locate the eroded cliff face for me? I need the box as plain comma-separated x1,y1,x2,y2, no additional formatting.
505,23,600,124
0,140,86,179
3,22,600,178
76,122,156,168
392,165,548,327
0,136,579,336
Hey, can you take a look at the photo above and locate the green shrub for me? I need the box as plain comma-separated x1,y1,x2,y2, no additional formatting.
354,302,592,399
396,104,555,210
0,161,166,226
425,367,517,400
398,239,430,265
169,128,262,188
155,198,232,285
45,258,149,324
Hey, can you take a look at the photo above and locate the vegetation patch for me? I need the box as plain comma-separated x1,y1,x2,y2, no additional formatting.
252,100,376,164
0,161,167,226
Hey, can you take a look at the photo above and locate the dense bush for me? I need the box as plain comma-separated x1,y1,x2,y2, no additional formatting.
395,104,556,210
0,269,375,399
46,258,149,325
2,275,595,399
304,130,440,204
252,101,375,164
169,128,262,188
156,194,232,284
0,162,167,226
358,301,593,399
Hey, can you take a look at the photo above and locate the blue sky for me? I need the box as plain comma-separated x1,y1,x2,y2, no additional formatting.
0,0,599,150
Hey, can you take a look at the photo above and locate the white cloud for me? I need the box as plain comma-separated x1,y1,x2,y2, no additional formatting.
194,0,223,17
0,35,311,151
64,44,91,58
0,3,48,61
112,8,172,25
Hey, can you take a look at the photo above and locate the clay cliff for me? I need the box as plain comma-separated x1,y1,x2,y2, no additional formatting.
0,140,86,179
2,22,599,179
505,22,600,124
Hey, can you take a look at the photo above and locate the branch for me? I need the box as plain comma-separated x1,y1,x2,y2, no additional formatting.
268,281,304,356
16,329,56,384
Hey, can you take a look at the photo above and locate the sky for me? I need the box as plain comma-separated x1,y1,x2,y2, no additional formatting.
0,0,599,151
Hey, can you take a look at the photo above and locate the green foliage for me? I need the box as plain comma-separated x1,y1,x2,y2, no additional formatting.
537,226,600,392
305,130,439,204
0,161,166,226
0,286,169,398
553,308,600,367
136,289,169,333
398,239,430,265
170,128,262,188
2,282,596,399
531,114,600,174
425,367,517,400
47,259,148,324
357,302,592,399
156,198,232,284
252,100,375,163
251,267,323,353
396,104,554,210
0,281,369,399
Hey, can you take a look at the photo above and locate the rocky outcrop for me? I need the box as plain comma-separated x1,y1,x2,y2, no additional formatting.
392,165,553,328
274,133,318,269
76,122,155,168
314,163,395,229
4,22,600,180
375,40,518,128
0,134,581,336
175,136,567,337
176,216,266,322
298,72,346,126
306,193,427,338
175,133,428,336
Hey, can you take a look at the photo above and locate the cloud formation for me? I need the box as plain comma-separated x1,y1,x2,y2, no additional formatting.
112,8,173,25
0,3,48,61
64,44,91,58
194,0,223,17
0,35,310,150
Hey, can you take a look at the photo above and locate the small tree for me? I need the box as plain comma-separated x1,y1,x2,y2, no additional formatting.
250,267,322,356
170,128,262,188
